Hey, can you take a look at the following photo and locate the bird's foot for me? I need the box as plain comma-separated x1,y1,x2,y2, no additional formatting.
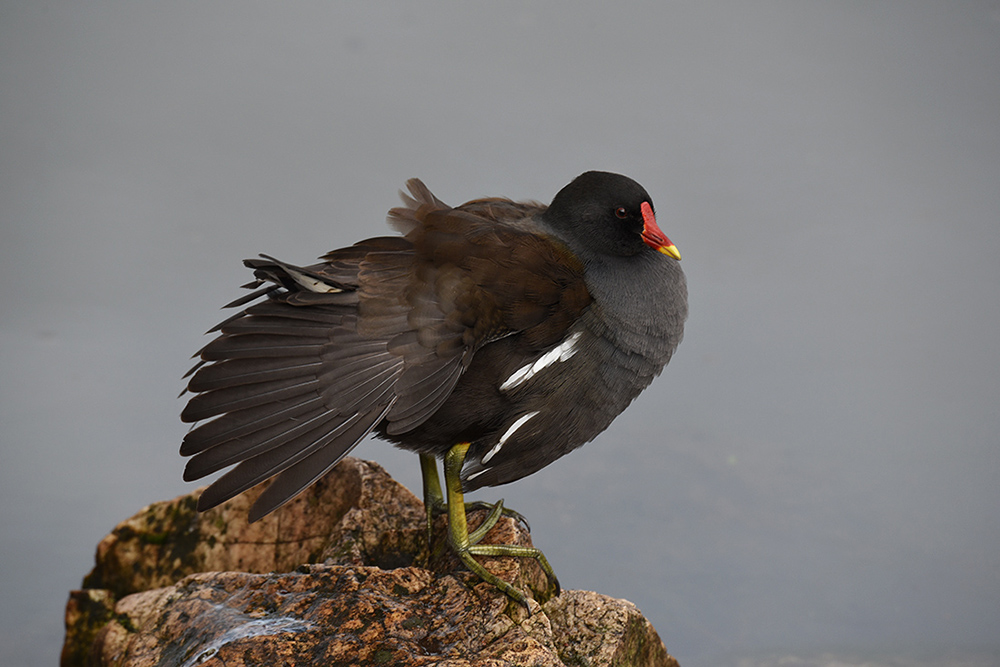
427,445,559,610
451,528,561,610
426,497,531,532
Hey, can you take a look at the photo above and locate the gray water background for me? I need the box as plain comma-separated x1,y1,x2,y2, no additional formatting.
2,3,998,665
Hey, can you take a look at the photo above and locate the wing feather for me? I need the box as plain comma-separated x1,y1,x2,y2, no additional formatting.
247,404,392,521
183,407,337,479
187,357,322,392
195,409,376,511
180,397,327,456
181,376,319,423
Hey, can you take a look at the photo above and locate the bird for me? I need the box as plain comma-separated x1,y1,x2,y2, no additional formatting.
180,171,688,606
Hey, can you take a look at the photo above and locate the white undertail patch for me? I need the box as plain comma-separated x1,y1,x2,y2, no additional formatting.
481,411,540,464
500,331,582,391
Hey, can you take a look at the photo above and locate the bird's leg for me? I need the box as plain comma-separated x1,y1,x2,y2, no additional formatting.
419,453,444,547
419,453,530,533
443,442,560,609
421,452,514,560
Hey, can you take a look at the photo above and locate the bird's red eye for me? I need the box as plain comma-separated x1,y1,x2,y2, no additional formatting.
615,207,628,219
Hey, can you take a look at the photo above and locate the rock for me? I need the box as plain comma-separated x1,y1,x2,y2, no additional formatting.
63,457,678,667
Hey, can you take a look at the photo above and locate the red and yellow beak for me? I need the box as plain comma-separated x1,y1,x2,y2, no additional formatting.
640,202,681,260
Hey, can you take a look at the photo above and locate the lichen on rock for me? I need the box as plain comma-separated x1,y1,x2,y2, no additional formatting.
62,457,677,667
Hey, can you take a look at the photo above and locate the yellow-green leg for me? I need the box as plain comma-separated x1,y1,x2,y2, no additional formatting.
420,453,444,547
442,442,560,609
420,453,530,541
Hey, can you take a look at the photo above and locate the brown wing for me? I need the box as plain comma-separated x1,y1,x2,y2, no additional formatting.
180,179,590,521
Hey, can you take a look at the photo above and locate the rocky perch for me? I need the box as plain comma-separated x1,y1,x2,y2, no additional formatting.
62,457,678,666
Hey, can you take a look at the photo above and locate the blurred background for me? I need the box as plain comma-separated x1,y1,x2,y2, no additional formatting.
2,2,998,665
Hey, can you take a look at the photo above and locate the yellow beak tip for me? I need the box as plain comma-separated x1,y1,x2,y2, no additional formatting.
659,244,681,261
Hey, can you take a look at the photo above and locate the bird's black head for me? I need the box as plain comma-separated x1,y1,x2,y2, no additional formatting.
543,171,679,259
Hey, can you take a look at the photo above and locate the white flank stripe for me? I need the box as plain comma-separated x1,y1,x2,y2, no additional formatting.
499,331,582,391
481,411,540,464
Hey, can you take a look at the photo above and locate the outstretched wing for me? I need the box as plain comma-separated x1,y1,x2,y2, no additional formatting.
180,236,416,521
180,179,590,521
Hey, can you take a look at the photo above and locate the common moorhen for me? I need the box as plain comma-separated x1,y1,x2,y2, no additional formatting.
181,171,687,606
